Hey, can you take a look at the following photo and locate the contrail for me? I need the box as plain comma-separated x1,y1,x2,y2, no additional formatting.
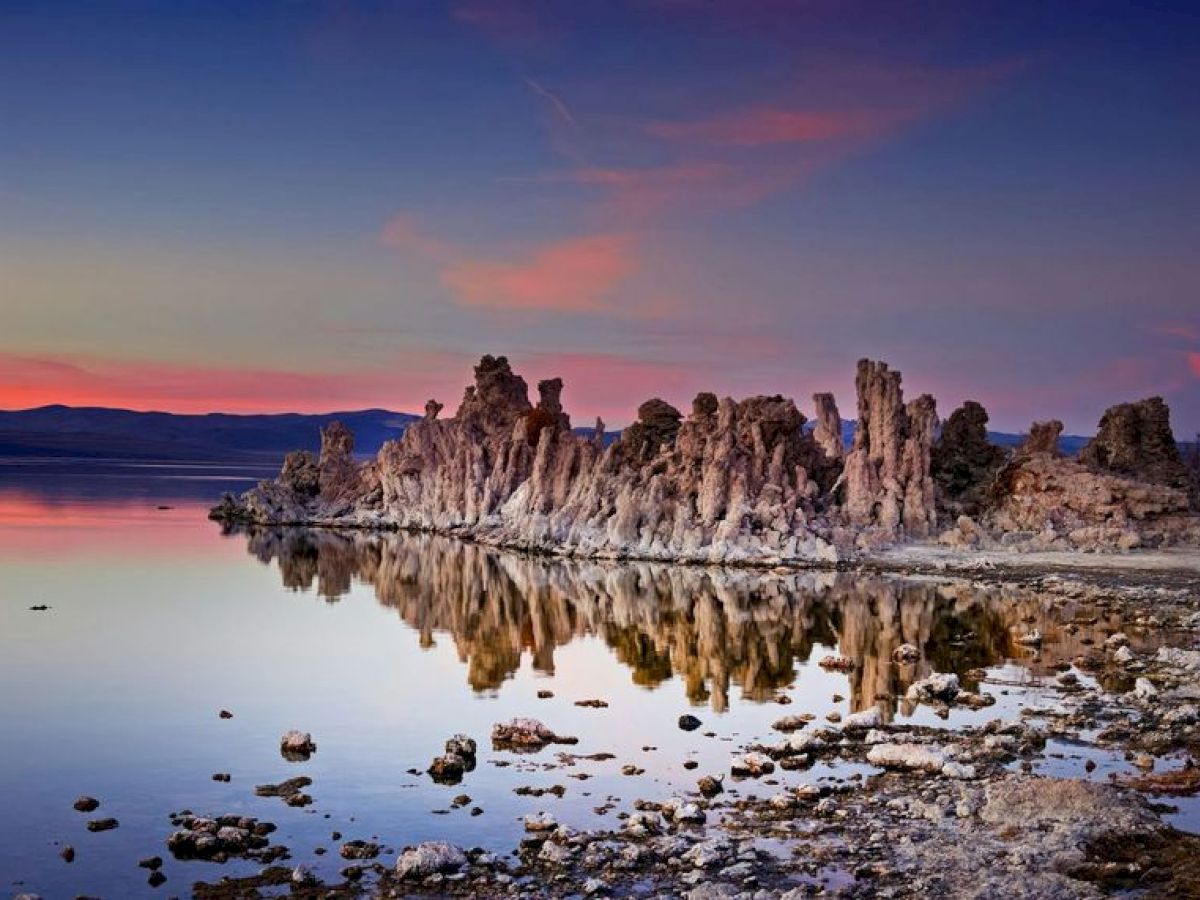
525,77,576,127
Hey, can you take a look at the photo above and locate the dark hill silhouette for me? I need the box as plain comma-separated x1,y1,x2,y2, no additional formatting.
0,406,418,461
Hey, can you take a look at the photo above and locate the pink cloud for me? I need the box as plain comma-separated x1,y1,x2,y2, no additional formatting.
1153,323,1200,341
646,107,904,147
379,214,457,261
381,216,650,317
441,234,637,313
516,351,699,425
0,351,471,414
1189,352,1200,378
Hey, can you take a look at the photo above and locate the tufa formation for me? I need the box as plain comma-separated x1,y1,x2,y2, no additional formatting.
211,355,1199,562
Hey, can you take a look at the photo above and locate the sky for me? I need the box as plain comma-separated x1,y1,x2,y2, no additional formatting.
1,0,1198,433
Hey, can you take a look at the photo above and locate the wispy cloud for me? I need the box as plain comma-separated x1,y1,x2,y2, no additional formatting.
379,216,655,317
646,106,905,147
441,233,637,313
1152,322,1200,341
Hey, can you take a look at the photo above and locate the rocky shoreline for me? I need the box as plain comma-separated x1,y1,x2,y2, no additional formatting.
170,564,1200,899
210,355,1200,568
129,530,1195,900
28,526,1200,899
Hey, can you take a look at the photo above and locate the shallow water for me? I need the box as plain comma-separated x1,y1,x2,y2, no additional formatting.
0,460,1194,897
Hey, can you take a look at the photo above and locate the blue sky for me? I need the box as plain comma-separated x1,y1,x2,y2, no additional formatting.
1,0,1198,433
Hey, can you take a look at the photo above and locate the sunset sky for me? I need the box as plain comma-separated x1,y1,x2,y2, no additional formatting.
2,1,1198,432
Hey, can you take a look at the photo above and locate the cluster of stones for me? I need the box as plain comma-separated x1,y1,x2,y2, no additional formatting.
166,813,279,863
211,354,1198,559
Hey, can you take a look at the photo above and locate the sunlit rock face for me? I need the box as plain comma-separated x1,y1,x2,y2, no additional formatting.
839,360,938,541
231,527,1147,717
371,355,844,563
968,398,1199,551
211,354,1200,557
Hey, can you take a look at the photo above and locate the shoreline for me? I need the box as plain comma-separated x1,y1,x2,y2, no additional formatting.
216,514,1200,588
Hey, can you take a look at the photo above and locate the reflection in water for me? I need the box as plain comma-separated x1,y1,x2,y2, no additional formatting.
230,526,1125,718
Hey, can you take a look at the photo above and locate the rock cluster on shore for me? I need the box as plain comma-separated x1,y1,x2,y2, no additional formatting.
210,355,1199,560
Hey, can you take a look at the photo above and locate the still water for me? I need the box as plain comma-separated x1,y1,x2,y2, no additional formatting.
0,459,1184,897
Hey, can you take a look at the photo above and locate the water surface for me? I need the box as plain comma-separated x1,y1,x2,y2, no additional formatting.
0,460,1189,897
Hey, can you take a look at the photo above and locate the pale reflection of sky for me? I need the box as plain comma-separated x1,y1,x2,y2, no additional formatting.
4,468,1191,898
0,488,855,897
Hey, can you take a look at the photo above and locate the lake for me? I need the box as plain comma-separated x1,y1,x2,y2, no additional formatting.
0,459,1192,897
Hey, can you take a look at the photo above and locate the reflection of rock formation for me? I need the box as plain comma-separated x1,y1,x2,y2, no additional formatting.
232,527,1123,715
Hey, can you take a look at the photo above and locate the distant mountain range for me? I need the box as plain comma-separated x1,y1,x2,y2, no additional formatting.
0,406,419,461
0,404,1094,463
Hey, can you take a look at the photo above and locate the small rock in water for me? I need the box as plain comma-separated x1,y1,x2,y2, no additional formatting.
773,714,813,732
255,775,313,806
444,734,477,759
28,604,50,611
211,773,231,782
60,845,75,863
86,818,119,832
279,730,316,761
661,797,706,824
73,796,100,813
339,840,380,860
906,673,960,704
138,856,163,870
841,707,882,731
218,709,233,719
537,690,554,699
678,714,702,731
575,698,609,708
730,752,774,778
524,811,558,833
147,870,167,888
395,841,467,879
428,753,467,784
491,718,578,750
